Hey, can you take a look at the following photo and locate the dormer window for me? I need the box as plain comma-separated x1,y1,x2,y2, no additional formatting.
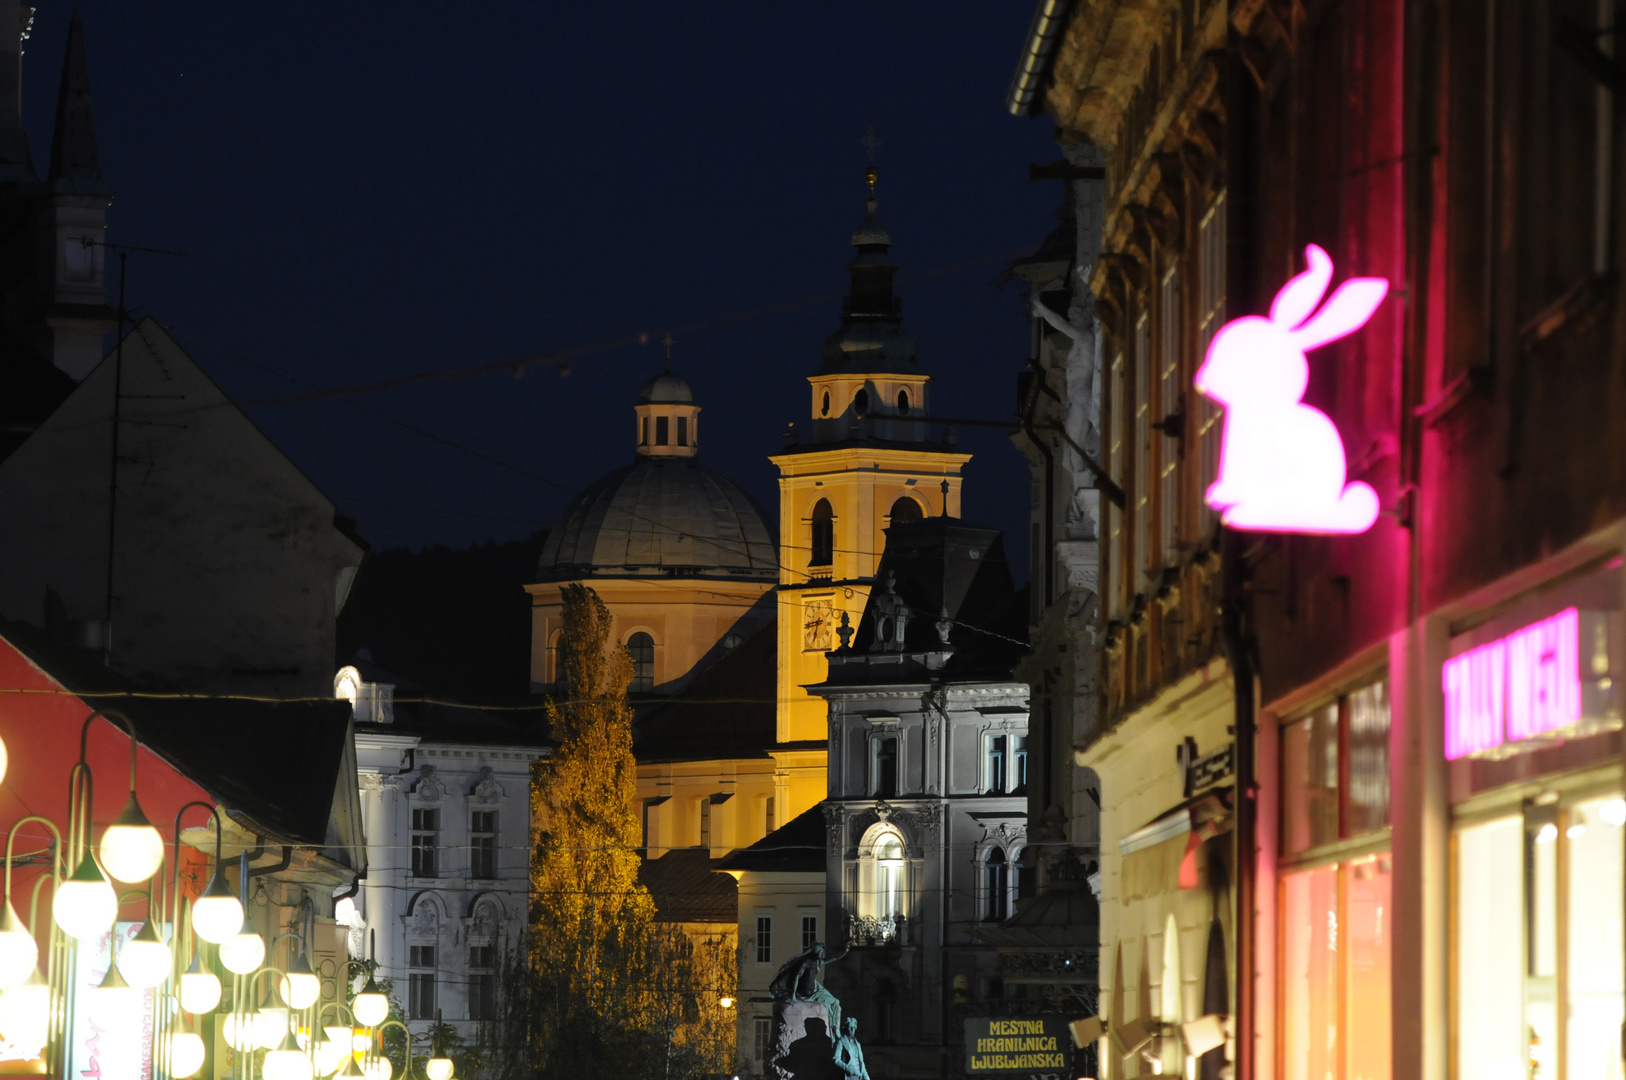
897,389,910,415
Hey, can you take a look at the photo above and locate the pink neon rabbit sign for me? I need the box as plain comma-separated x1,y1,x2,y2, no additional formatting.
1194,243,1389,534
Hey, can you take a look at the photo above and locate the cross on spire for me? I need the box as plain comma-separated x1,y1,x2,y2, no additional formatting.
662,331,674,372
861,125,881,163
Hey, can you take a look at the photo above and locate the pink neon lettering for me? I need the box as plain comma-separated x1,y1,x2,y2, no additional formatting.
1442,607,1582,760
1193,244,1388,535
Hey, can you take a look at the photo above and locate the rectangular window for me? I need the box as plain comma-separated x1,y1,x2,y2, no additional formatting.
1281,679,1390,860
468,946,497,1021
408,946,436,1020
765,795,776,836
801,915,818,952
754,1018,772,1062
640,416,648,446
1196,194,1226,530
1455,799,1626,1080
1281,856,1392,1080
411,808,439,878
755,916,772,964
1157,268,1181,565
470,810,497,879
874,735,898,798
1133,315,1150,585
655,415,669,445
987,736,1007,795
1012,735,1028,794
677,416,688,446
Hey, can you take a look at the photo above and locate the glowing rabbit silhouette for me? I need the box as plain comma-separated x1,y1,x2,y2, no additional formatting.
1194,243,1388,534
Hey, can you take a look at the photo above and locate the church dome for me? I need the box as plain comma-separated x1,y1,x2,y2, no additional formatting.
637,373,694,405
537,458,777,581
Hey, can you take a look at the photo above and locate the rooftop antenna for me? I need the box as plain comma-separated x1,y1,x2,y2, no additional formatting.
661,331,675,373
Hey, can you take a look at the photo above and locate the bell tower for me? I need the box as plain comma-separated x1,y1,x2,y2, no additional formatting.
770,167,971,744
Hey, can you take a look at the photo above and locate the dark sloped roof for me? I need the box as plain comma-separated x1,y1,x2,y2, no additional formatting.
716,804,827,874
827,517,1029,683
634,625,776,762
0,617,350,846
536,457,777,581
345,653,552,748
639,848,737,924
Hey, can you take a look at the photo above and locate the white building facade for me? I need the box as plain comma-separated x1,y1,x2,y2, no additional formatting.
349,672,545,1046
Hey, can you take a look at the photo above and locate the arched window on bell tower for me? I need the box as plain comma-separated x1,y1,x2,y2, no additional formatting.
889,496,923,526
810,499,834,567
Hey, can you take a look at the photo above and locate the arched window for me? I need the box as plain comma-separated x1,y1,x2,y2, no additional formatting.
821,389,831,417
876,834,905,921
854,388,870,416
810,499,834,567
889,496,923,526
896,388,910,414
1013,845,1036,901
551,631,572,687
626,632,655,692
984,847,1008,921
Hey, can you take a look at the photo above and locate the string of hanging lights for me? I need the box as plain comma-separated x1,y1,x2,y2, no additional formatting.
0,712,456,1080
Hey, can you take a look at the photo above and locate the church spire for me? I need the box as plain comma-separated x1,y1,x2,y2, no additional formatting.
48,12,104,188
818,158,918,374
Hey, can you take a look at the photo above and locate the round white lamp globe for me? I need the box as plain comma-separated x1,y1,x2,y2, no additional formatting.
165,1030,207,1079
99,795,165,884
0,902,38,988
0,977,49,1052
218,932,265,975
178,954,221,1014
254,1006,290,1050
280,968,321,1010
88,969,140,1035
52,854,116,941
189,870,244,944
362,1058,393,1080
116,927,171,990
352,987,389,1027
425,1057,455,1080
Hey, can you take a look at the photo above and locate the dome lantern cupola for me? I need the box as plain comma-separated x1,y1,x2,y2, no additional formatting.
635,339,701,458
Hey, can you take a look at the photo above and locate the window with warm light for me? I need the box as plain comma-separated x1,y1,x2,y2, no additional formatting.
1196,194,1226,531
1279,676,1392,1080
626,632,655,692
876,835,905,922
1455,796,1625,1080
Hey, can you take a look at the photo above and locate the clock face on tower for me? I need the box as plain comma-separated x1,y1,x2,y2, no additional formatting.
804,600,835,651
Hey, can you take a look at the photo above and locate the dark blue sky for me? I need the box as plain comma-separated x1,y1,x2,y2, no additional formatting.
24,4,1059,577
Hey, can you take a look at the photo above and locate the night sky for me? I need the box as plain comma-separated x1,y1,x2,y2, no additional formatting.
23,4,1060,579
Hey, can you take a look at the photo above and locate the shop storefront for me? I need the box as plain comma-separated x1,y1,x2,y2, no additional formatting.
1261,552,1626,1080
1445,564,1623,1080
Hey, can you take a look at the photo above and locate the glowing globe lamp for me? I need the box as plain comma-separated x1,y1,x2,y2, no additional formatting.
219,931,265,975
337,1054,366,1080
315,1036,347,1077
88,958,140,1035
100,793,165,884
255,1005,290,1050
426,1056,455,1080
280,953,321,1009
190,866,244,944
116,918,172,989
0,971,49,1052
362,1057,393,1080
0,901,38,988
53,853,117,940
266,1028,316,1080
222,1013,258,1051
166,1028,207,1079
179,952,221,1014
352,973,389,1027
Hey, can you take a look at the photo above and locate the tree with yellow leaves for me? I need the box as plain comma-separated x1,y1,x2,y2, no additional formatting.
502,584,732,1080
